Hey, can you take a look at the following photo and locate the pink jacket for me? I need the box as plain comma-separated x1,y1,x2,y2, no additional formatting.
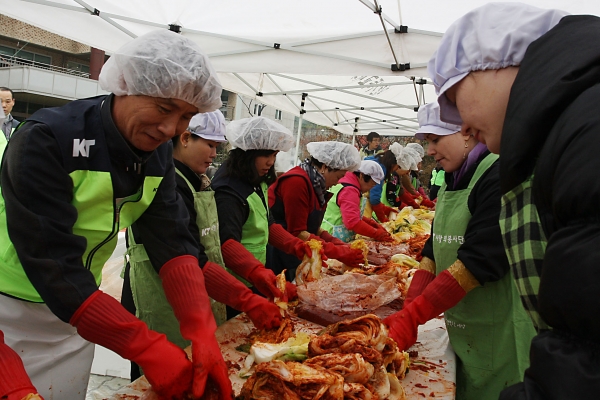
337,172,362,230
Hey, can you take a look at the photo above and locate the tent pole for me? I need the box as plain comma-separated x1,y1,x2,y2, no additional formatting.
295,93,308,166
352,117,360,146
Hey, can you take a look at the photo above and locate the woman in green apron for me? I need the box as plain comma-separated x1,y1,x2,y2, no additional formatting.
211,116,310,320
383,102,535,400
122,111,283,379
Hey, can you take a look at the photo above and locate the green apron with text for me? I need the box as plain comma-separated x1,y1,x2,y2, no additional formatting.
128,170,227,351
432,154,534,400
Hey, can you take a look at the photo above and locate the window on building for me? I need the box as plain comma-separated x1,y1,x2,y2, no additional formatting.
275,109,282,120
0,46,51,65
66,61,90,74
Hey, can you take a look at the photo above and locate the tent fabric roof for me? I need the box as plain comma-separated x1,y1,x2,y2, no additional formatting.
3,0,598,135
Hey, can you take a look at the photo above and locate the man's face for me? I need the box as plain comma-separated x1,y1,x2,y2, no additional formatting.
112,95,199,152
0,91,15,116
368,137,381,150
444,67,518,154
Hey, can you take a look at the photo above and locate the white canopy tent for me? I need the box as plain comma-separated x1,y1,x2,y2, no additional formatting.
1,0,598,139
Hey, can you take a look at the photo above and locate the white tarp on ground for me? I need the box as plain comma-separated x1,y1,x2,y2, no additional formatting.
2,0,598,135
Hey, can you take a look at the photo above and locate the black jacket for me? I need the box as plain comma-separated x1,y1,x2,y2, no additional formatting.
1,95,201,322
499,15,600,400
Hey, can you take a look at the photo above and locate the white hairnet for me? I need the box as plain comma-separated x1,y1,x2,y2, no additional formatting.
428,3,567,124
389,142,403,160
358,160,384,184
99,30,223,112
226,116,294,151
396,147,417,171
306,141,361,171
403,147,421,171
406,143,425,158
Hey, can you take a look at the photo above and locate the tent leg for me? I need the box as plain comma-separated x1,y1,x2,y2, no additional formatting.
294,93,308,166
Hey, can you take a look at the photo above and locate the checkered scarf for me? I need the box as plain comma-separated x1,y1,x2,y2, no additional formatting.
499,174,549,331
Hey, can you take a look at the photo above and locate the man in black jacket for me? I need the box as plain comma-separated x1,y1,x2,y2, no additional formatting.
429,3,600,399
0,29,231,399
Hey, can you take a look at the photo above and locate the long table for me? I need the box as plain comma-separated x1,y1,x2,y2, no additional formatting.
103,313,456,399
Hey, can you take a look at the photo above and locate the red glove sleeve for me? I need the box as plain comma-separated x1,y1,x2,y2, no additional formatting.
285,281,298,300
404,269,436,307
202,262,282,330
220,239,262,281
319,230,346,246
268,223,312,260
361,216,381,229
70,291,192,399
321,241,364,268
383,270,466,350
399,191,421,209
160,256,232,399
0,331,41,400
371,203,390,222
351,220,379,238
420,198,435,208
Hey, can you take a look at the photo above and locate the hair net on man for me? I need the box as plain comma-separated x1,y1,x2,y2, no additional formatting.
306,141,361,171
226,116,294,151
428,3,567,124
406,143,425,158
99,29,223,112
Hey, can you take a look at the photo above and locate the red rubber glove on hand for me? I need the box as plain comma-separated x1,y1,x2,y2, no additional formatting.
321,242,364,268
352,220,394,242
362,216,381,229
373,227,395,242
383,270,466,350
371,203,395,223
202,262,282,330
71,291,193,399
269,223,312,260
0,331,42,400
285,281,298,300
318,230,347,246
160,256,232,399
399,191,421,209
404,269,436,307
420,197,435,208
221,239,282,299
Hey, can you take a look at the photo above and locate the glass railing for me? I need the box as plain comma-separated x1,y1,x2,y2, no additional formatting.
0,54,90,78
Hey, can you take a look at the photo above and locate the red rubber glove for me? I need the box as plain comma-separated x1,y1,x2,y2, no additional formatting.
0,331,42,400
373,227,395,242
351,220,394,242
285,281,298,300
202,262,282,330
269,223,312,260
362,216,381,229
319,230,346,246
399,191,421,209
417,187,427,198
221,239,283,299
321,242,364,268
71,291,193,399
420,198,435,208
383,270,466,350
404,269,436,307
371,203,395,223
159,256,232,399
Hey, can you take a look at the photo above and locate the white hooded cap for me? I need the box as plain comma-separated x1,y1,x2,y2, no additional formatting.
306,141,361,171
403,147,421,171
415,102,462,139
99,29,223,112
427,3,567,125
188,110,227,142
226,116,294,151
358,160,384,184
406,143,425,158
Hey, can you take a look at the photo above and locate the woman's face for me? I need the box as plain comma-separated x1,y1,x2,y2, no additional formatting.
321,168,347,189
425,132,477,173
359,175,377,193
255,152,279,176
444,67,518,154
174,133,219,175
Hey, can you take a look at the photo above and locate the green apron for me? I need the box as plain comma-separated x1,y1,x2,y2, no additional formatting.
432,154,535,400
321,183,366,243
127,170,227,351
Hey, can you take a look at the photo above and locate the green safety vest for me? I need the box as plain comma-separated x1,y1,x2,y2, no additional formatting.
321,183,365,243
127,169,227,350
432,153,535,400
242,181,270,266
431,169,445,186
0,170,161,302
